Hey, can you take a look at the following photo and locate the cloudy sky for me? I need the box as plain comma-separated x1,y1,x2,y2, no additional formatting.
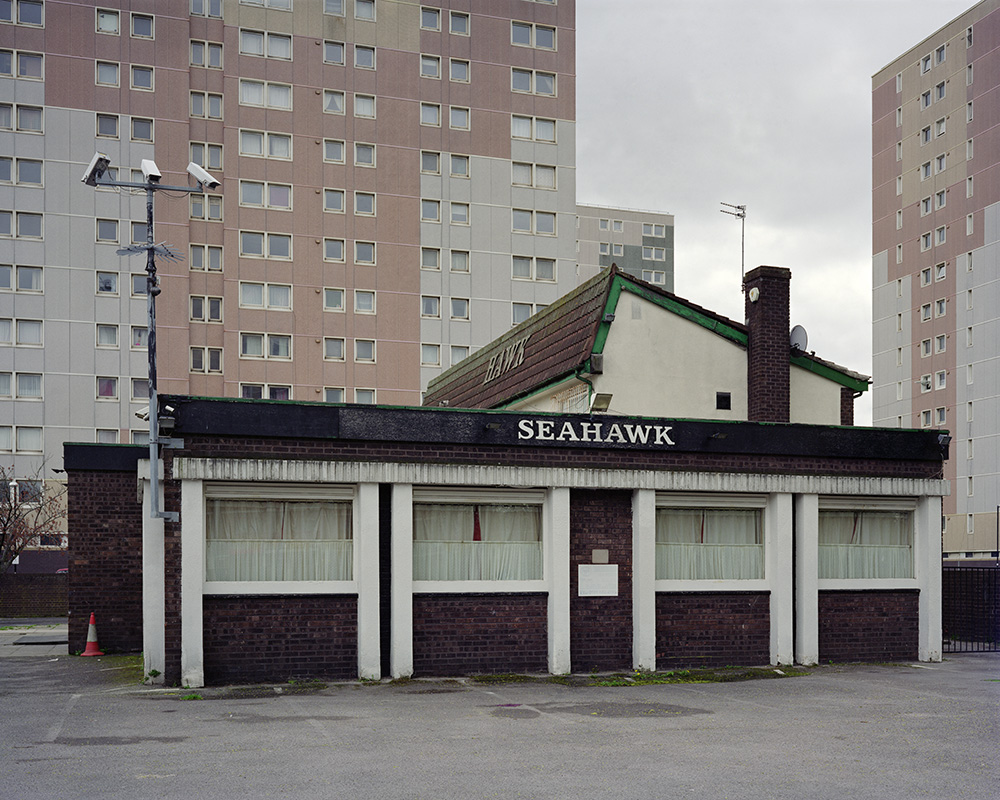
575,0,973,424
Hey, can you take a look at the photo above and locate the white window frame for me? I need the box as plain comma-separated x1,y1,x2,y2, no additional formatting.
202,483,359,595
412,487,547,592
653,493,768,592
817,497,917,588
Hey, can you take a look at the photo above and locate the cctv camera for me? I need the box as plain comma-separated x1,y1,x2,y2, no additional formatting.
81,152,111,186
140,159,161,183
135,406,150,422
162,404,176,415
186,162,221,190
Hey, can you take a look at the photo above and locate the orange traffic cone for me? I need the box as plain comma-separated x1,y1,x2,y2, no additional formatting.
81,612,104,657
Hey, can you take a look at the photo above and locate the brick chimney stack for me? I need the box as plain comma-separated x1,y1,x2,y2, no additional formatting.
744,266,791,423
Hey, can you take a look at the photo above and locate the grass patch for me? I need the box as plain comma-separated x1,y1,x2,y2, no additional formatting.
470,673,536,685
180,693,203,701
590,666,810,686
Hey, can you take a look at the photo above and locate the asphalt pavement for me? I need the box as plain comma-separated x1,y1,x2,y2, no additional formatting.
0,624,997,800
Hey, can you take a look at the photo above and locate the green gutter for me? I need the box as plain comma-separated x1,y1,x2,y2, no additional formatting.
791,354,869,393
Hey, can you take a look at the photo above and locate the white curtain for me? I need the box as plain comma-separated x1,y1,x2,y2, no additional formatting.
655,508,763,580
818,510,913,579
206,500,352,581
413,504,542,580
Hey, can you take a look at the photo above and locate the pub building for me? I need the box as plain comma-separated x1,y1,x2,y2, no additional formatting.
65,267,948,686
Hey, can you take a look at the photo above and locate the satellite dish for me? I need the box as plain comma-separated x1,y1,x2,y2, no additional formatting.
790,325,808,352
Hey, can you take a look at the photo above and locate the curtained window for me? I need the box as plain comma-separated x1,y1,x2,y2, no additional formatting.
818,509,913,579
655,507,763,580
206,498,352,582
413,502,542,580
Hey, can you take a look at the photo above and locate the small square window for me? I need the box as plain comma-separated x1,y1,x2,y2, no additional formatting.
131,66,154,90
355,0,375,21
421,103,441,126
96,219,118,243
354,94,376,118
96,61,119,86
421,199,440,222
355,45,375,69
97,113,118,138
451,346,469,366
324,139,345,163
450,298,469,320
324,288,345,311
324,337,345,360
421,344,440,366
421,151,440,173
420,54,440,78
450,12,469,34
355,339,376,362
131,13,153,38
324,239,345,262
97,9,119,34
450,251,470,273
421,296,440,317
716,392,732,410
131,117,153,142
420,248,440,270
355,289,375,313
355,143,375,167
324,41,345,64
420,7,440,30
450,59,469,82
449,106,470,130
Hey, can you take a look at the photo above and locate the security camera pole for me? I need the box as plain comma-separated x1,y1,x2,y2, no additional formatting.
82,155,221,521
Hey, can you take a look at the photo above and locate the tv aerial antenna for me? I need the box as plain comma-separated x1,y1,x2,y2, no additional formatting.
720,202,747,280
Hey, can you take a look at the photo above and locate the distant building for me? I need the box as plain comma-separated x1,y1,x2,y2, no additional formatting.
871,0,999,559
576,205,674,290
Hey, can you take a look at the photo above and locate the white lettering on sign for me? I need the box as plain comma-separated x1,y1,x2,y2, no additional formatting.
517,419,675,447
483,335,530,384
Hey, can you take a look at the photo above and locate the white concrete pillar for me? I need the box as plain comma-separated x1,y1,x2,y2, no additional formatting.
140,465,164,684
180,479,204,688
794,493,819,666
916,494,943,662
632,489,656,671
356,482,381,679
767,493,794,665
390,483,413,679
546,487,571,674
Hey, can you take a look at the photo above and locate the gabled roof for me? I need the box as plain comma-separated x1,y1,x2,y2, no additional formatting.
423,266,868,409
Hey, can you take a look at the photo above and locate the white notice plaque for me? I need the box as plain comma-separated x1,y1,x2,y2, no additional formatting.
578,564,618,597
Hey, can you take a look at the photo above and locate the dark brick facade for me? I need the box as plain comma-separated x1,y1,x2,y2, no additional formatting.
570,490,633,672
412,593,548,676
655,592,771,668
66,469,144,654
818,590,919,662
745,266,791,423
0,574,67,617
202,595,359,684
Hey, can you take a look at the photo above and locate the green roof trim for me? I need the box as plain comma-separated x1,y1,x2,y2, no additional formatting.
593,275,748,356
791,354,869,393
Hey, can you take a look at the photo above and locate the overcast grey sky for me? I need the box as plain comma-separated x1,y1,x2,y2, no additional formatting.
576,0,974,424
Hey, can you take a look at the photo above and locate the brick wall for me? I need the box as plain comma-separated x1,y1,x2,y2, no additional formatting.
202,595,358,684
412,593,548,676
818,590,919,662
656,592,771,668
0,574,67,617
570,489,633,672
745,266,791,423
840,387,856,427
67,470,144,654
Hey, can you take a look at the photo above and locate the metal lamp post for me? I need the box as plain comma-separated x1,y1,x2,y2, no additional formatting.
82,154,222,521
